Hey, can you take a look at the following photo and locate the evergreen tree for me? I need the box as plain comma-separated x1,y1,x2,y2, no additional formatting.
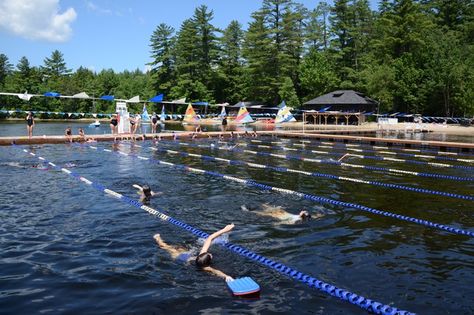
172,19,212,101
218,20,245,103
42,50,71,77
0,53,13,88
243,10,275,103
148,23,176,97
306,1,331,51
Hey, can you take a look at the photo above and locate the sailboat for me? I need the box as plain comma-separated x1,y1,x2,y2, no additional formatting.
160,104,166,122
182,104,200,125
275,101,296,123
141,104,151,123
232,102,254,124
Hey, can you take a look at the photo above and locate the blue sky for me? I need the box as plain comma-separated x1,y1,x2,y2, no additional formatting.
0,0,378,73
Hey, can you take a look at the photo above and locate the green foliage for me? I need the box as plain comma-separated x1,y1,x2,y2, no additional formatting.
0,0,473,117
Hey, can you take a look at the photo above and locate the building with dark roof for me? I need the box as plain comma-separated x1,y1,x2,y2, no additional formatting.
302,90,378,113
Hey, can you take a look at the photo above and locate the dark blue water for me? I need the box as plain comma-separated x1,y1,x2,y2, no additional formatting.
1,126,474,314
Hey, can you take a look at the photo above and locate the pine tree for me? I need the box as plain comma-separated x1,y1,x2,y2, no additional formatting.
42,50,71,77
306,1,331,51
148,23,176,97
0,53,13,88
218,20,245,103
243,10,275,103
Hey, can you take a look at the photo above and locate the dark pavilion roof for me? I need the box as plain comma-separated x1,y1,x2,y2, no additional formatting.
303,90,378,106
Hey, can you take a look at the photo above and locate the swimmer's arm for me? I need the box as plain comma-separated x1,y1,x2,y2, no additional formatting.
151,191,163,197
202,266,233,282
200,224,234,254
133,184,143,191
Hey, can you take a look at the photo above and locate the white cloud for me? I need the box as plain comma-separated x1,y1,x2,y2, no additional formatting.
86,1,111,15
0,0,77,42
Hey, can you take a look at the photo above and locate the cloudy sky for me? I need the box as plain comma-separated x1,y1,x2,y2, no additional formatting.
0,0,378,72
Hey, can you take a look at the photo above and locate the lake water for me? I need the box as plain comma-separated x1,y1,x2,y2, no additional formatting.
0,122,473,314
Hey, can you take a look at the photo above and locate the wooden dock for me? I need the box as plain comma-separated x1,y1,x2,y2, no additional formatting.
0,130,473,153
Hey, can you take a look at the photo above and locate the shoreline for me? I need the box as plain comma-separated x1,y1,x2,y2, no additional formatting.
1,118,473,136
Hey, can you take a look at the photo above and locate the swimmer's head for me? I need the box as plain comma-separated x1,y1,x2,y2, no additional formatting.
195,252,213,267
299,210,311,221
142,185,152,197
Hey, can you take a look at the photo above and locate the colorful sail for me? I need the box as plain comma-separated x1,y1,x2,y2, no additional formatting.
183,104,200,123
275,101,296,123
160,105,166,121
141,104,151,122
234,103,254,124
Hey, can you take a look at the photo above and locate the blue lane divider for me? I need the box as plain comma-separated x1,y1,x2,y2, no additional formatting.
148,142,473,201
237,141,474,171
249,137,474,161
258,135,474,158
158,139,474,182
82,142,474,238
14,144,414,315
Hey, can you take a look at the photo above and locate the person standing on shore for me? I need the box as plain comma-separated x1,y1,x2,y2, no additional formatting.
65,127,73,143
26,112,35,138
110,114,118,134
151,112,159,133
221,116,228,132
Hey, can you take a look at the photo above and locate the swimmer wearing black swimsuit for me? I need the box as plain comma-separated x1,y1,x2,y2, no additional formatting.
110,118,118,126
152,116,158,124
66,128,72,136
27,117,34,126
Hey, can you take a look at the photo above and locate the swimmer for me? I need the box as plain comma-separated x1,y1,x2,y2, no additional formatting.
133,184,162,203
242,203,320,224
153,223,235,282
338,153,350,162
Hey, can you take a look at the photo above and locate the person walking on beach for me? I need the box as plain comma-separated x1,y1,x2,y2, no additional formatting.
26,112,35,138
154,223,235,282
110,114,118,134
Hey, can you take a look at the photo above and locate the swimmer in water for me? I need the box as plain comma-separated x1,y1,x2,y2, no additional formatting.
154,223,235,282
242,203,320,224
133,184,162,203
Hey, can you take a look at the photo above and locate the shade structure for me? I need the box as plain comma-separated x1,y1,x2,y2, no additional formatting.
149,94,164,103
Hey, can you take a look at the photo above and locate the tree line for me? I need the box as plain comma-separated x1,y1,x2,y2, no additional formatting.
0,0,473,117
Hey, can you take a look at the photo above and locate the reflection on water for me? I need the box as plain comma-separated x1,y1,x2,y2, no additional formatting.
0,124,473,314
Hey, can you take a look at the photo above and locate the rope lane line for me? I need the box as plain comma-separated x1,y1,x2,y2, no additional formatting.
14,145,416,315
233,141,474,170
157,140,474,182
82,142,474,238
146,141,473,201
256,137,474,158
246,139,474,165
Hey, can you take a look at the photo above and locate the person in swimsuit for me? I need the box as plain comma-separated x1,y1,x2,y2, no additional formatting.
110,114,118,134
65,127,73,143
133,184,162,203
151,112,159,133
154,223,235,282
78,128,86,142
26,112,34,138
221,116,228,132
242,203,319,224
129,115,137,136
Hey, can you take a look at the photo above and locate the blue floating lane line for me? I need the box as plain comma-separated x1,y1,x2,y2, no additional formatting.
158,140,474,182
249,138,474,161
13,144,414,315
147,143,473,201
82,142,474,238
239,141,474,170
